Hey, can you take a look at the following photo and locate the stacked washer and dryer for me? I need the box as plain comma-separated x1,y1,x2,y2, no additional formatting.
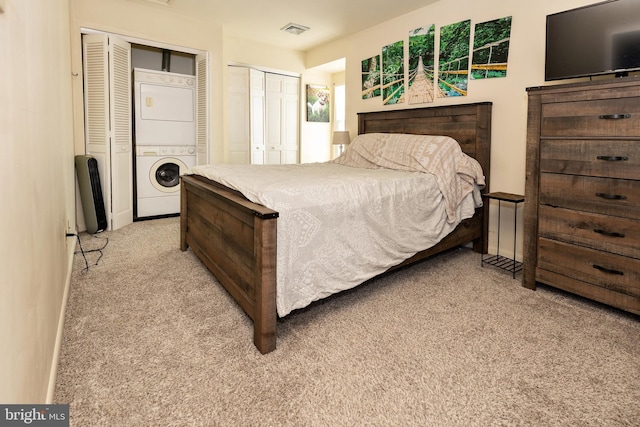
133,68,197,219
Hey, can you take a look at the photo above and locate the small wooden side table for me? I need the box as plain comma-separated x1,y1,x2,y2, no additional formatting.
481,192,525,278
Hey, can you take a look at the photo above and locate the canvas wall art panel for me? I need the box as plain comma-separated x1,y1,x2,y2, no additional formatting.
408,25,437,104
438,19,471,97
382,40,405,105
361,55,381,99
306,84,330,122
471,16,512,79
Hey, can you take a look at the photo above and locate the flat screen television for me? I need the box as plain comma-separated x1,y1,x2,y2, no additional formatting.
545,0,640,81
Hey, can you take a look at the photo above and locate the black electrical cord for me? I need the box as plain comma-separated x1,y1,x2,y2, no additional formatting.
71,233,109,274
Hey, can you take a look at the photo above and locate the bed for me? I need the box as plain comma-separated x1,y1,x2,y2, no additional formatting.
180,102,492,354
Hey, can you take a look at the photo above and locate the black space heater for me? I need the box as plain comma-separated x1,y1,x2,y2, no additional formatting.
75,155,107,234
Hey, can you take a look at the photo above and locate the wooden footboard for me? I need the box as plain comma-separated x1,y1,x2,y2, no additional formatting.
180,174,278,354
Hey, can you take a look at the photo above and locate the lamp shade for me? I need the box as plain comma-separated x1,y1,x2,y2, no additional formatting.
332,131,351,146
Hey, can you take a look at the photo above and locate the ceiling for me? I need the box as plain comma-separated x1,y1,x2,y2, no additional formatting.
138,0,441,52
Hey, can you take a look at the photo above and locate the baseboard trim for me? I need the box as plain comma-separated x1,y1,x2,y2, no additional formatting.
46,237,76,403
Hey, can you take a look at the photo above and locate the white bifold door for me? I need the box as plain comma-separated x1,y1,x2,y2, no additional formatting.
82,33,133,231
227,65,299,165
265,72,299,165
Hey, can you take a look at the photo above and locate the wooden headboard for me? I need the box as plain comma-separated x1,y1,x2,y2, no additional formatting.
357,102,492,193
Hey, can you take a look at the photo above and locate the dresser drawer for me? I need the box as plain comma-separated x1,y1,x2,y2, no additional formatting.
540,173,640,219
535,268,640,315
541,98,640,137
538,205,640,259
537,238,640,299
540,140,640,180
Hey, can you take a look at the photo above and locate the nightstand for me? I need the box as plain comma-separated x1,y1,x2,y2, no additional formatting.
481,192,524,278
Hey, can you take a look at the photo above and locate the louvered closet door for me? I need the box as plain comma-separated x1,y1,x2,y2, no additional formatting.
196,54,209,165
82,34,112,229
82,33,133,231
109,37,133,230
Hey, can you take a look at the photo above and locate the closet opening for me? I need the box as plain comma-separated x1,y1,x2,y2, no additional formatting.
78,29,208,231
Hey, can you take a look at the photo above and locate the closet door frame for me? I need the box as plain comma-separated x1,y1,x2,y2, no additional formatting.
80,29,209,230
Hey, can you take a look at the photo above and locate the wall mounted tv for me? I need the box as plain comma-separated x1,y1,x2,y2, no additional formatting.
545,0,640,81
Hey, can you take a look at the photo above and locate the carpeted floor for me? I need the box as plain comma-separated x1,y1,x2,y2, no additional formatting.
54,217,640,426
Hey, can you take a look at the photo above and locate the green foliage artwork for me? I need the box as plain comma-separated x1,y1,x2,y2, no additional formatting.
382,40,405,105
362,55,381,99
408,25,437,104
363,15,513,106
471,16,512,79
438,19,471,97
306,84,330,122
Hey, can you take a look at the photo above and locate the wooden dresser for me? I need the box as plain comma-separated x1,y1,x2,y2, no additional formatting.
523,77,640,315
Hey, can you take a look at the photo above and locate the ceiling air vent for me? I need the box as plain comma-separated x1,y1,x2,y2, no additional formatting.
281,23,310,35
143,0,171,5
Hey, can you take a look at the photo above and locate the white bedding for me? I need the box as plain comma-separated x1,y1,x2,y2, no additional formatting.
186,134,485,316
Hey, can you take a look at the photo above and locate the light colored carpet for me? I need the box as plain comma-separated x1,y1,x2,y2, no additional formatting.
54,217,640,426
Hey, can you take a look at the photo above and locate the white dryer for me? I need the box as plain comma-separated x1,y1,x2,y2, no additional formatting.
133,68,196,147
135,146,196,218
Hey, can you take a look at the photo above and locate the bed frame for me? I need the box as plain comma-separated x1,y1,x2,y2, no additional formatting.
180,102,492,354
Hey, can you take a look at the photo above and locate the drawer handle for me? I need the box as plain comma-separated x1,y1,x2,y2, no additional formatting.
593,264,624,276
595,192,627,200
596,155,628,161
593,229,625,238
598,114,631,120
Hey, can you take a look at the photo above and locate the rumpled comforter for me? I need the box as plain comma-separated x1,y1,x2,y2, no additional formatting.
332,133,486,223
186,134,485,316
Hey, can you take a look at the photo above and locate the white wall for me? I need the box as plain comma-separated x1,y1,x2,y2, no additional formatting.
0,0,76,403
306,0,600,259
300,68,334,163
330,71,347,159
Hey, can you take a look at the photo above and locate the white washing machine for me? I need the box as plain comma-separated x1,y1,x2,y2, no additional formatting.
135,146,196,218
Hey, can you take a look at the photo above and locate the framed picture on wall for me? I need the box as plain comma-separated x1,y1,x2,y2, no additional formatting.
306,84,330,122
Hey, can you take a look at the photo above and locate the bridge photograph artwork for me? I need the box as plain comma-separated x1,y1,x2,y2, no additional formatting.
438,19,471,98
382,40,405,105
471,16,512,79
361,55,381,99
359,15,513,105
408,25,440,104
